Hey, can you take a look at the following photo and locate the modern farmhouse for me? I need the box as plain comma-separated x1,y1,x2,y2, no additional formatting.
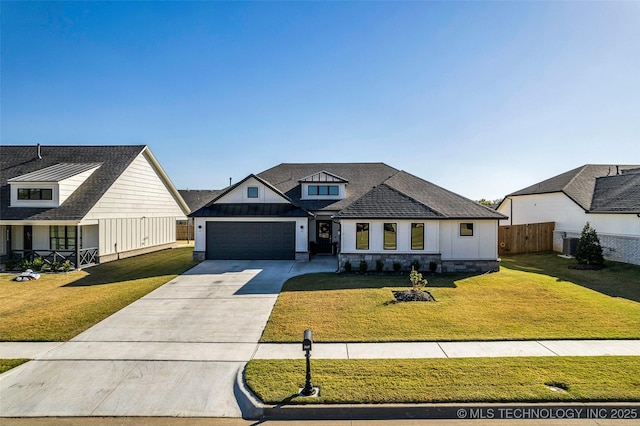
0,145,189,268
190,163,506,272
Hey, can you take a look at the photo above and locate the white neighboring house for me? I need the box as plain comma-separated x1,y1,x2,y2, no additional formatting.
0,144,189,268
497,165,640,265
190,163,506,273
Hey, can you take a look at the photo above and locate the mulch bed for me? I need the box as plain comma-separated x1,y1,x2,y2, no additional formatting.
392,289,436,302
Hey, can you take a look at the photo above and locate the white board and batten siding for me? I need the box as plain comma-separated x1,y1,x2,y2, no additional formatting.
83,151,186,257
340,219,498,260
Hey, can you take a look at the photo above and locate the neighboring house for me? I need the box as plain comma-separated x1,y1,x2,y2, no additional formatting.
497,164,640,265
190,163,506,272
0,144,190,268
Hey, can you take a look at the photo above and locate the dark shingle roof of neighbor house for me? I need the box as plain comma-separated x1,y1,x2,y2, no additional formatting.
1,145,146,221
178,189,223,214
590,168,640,213
254,163,505,220
507,164,640,213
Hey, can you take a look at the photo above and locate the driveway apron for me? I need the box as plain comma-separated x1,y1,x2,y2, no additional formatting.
0,259,336,418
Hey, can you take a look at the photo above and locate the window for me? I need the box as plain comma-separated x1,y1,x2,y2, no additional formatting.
18,188,53,200
356,223,369,250
460,223,474,237
383,223,397,250
247,187,258,198
308,185,339,196
411,223,424,250
50,226,79,250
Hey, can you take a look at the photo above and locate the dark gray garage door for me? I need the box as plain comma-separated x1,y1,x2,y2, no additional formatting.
206,221,296,260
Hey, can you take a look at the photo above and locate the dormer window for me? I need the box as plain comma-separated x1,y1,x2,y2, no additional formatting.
9,162,101,208
18,188,53,200
300,170,348,200
308,185,339,196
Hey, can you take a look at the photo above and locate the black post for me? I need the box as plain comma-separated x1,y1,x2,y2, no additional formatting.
301,349,314,396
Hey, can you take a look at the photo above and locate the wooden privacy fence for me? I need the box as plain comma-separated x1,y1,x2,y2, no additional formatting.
176,223,194,241
498,222,555,255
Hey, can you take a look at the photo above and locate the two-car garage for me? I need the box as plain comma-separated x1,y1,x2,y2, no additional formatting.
205,221,296,260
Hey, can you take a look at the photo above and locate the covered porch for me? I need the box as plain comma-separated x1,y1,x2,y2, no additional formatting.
1,223,99,269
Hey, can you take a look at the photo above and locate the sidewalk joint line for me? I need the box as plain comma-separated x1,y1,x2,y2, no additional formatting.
437,342,450,358
536,340,560,356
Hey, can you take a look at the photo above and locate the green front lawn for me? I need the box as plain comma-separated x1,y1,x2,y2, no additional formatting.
246,356,640,404
0,359,29,374
0,247,198,341
261,253,640,342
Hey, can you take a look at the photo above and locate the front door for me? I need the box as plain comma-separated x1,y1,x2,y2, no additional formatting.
316,220,332,254
23,226,33,251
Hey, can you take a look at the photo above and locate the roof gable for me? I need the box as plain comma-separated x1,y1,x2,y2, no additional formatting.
298,170,348,183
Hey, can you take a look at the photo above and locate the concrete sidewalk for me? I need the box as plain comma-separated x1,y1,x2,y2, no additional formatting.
3,339,640,361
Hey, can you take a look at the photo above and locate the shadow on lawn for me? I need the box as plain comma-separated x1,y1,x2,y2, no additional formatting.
280,272,479,292
501,252,640,303
63,249,197,287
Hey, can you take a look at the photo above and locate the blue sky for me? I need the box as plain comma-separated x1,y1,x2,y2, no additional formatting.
2,1,639,200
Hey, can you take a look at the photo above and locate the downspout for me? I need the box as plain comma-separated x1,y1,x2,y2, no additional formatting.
509,197,513,225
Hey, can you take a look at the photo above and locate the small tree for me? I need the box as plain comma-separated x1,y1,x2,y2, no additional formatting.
409,267,428,294
575,222,604,267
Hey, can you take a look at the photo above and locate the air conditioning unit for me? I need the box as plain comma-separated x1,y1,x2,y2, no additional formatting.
562,238,579,256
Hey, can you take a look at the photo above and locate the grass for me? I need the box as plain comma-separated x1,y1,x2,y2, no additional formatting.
260,252,640,342
0,247,198,341
0,359,29,374
245,356,640,404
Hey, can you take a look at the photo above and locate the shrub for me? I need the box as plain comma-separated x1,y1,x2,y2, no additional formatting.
359,260,368,273
4,259,18,271
393,262,401,272
375,259,384,272
410,259,421,271
32,257,45,272
409,267,428,293
429,260,438,274
62,260,73,272
51,261,61,272
575,222,604,267
18,259,32,271
344,261,352,273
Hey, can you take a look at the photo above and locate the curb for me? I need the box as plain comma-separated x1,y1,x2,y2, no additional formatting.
262,401,640,421
233,365,264,420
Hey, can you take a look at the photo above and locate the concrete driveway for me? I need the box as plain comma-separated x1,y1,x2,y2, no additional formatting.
0,258,337,418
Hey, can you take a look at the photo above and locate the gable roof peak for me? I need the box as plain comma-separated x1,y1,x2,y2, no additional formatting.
298,170,349,183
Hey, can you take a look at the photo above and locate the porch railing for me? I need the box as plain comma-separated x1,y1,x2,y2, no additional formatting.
10,247,99,269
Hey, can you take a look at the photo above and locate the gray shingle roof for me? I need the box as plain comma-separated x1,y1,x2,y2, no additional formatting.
1,145,146,221
507,164,640,212
336,170,506,220
591,168,640,213
179,189,222,214
257,163,400,212
257,163,505,220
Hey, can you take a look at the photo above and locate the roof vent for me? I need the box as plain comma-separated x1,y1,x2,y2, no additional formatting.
37,143,42,160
